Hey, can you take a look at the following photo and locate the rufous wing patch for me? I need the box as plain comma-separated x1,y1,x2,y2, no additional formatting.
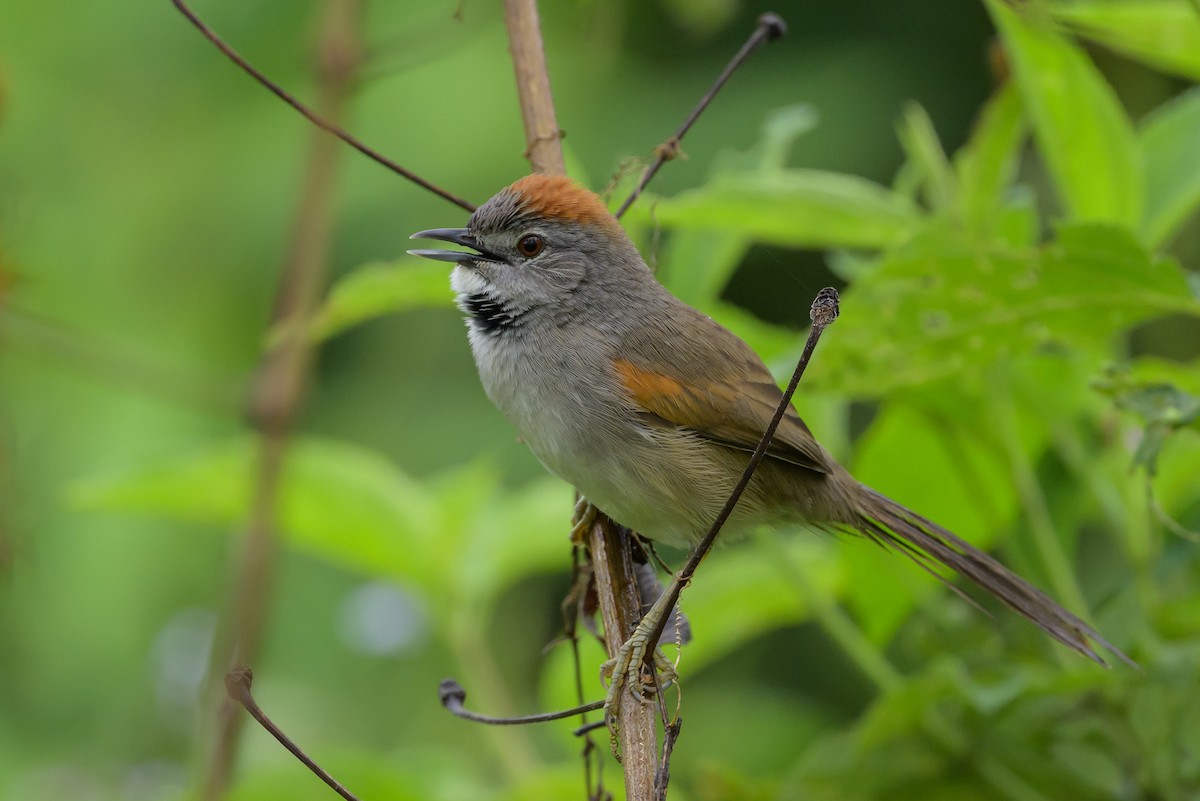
614,357,752,442
613,357,831,474
614,358,686,410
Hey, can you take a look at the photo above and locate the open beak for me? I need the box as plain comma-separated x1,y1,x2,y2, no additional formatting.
408,228,498,265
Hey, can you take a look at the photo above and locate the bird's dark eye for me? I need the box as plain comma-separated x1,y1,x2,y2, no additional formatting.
516,234,544,258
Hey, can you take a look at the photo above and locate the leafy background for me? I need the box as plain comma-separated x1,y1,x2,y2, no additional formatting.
2,1,1199,800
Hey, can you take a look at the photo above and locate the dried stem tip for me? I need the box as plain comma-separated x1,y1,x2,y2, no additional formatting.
759,12,788,41
810,287,840,328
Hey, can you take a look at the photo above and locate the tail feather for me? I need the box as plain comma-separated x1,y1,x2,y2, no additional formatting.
852,485,1135,668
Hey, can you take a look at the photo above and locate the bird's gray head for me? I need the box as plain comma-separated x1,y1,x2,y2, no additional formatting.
410,175,649,336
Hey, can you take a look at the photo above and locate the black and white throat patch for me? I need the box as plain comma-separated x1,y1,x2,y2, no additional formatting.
451,267,525,336
461,292,525,334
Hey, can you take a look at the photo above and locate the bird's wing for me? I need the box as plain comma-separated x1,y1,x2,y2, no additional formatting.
613,315,831,475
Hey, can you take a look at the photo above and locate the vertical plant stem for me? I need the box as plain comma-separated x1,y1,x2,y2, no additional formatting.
449,615,541,780
1049,424,1127,536
504,0,566,176
1050,422,1160,614
200,2,361,798
502,3,658,797
0,421,11,570
587,519,659,800
991,392,1092,621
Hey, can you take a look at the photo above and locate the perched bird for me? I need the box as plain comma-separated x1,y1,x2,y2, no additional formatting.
411,174,1131,668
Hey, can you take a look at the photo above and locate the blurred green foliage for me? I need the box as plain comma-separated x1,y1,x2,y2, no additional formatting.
2,1,1199,800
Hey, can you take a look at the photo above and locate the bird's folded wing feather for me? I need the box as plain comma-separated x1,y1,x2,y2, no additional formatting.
612,347,831,475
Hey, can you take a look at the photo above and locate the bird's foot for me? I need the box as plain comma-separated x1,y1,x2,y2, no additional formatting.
600,616,678,717
569,498,598,545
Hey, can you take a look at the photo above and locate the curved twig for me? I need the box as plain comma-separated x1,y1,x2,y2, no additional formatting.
170,0,476,212
614,13,787,218
439,678,605,725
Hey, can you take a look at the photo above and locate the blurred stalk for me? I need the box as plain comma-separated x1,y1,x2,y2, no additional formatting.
1048,423,1130,542
0,255,13,569
0,412,11,571
919,405,1004,527
0,306,241,415
447,611,540,781
1050,422,1160,609
198,2,361,798
989,388,1092,628
757,532,902,693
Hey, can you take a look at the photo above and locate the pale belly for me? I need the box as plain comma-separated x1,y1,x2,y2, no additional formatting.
464,316,827,546
467,326,734,546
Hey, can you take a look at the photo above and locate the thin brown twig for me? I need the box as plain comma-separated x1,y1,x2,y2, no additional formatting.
200,3,361,798
169,0,476,212
503,0,567,175
225,668,363,801
439,678,605,724
613,13,787,219
654,718,683,801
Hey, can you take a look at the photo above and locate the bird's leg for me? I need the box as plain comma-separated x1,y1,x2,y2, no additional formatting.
600,572,681,714
570,497,598,545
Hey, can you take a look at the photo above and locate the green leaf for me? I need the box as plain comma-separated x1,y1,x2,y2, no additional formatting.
897,102,956,213
847,399,1019,645
71,436,574,603
786,660,969,801
987,0,1142,227
1128,683,1174,753
1050,740,1123,795
758,104,821,170
1139,87,1200,246
71,436,438,581
992,189,1042,248
642,169,923,250
954,82,1029,238
1093,363,1200,474
809,223,1199,397
680,537,842,670
650,105,826,307
657,228,750,308
1109,383,1200,430
1049,0,1200,81
424,464,569,602
310,259,454,341
228,762,429,801
660,0,739,38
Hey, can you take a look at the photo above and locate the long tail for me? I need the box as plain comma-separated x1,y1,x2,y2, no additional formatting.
852,484,1135,668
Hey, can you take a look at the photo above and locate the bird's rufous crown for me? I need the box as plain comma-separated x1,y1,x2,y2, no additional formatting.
506,175,621,231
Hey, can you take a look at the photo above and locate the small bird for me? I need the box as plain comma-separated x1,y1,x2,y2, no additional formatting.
411,174,1130,668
